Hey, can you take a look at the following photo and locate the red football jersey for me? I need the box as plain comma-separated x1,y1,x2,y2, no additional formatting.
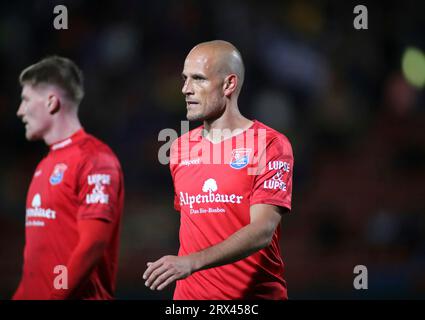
170,120,294,300
14,129,124,300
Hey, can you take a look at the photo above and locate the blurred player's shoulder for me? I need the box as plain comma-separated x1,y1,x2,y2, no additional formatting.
77,131,122,167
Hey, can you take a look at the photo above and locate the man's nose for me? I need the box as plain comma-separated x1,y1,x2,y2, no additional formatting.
182,79,193,95
17,103,25,118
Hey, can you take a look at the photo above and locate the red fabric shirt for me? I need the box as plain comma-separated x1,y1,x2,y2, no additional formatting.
15,129,124,300
170,120,294,300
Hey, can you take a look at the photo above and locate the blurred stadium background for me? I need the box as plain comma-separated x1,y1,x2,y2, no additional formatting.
0,0,424,299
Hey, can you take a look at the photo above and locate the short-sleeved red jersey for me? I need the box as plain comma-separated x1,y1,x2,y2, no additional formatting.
15,129,124,300
170,120,294,300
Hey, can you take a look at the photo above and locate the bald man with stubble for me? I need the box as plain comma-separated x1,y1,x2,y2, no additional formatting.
143,40,294,300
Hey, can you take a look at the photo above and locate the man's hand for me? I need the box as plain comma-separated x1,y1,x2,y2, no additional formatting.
142,204,285,292
48,219,112,299
143,255,194,291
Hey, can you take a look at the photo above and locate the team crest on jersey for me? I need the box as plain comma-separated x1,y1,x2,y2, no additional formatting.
49,163,68,185
230,148,251,169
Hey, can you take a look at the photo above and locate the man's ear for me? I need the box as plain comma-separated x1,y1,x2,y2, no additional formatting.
47,95,60,114
223,74,238,97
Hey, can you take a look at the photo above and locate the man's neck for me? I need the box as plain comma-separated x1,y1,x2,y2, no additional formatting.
203,105,253,143
44,114,82,146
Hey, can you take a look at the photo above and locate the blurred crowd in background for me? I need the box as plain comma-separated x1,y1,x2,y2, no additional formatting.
0,0,424,299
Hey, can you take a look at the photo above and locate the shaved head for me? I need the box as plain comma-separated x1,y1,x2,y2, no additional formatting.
187,40,245,94
182,40,246,122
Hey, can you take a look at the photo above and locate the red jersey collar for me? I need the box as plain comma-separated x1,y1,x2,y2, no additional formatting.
49,128,86,151
196,119,258,143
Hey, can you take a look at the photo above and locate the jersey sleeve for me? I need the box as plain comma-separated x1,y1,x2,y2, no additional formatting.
250,135,294,211
77,152,123,222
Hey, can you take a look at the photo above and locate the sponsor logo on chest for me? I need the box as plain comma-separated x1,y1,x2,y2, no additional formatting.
179,178,244,211
26,193,56,227
179,158,201,167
